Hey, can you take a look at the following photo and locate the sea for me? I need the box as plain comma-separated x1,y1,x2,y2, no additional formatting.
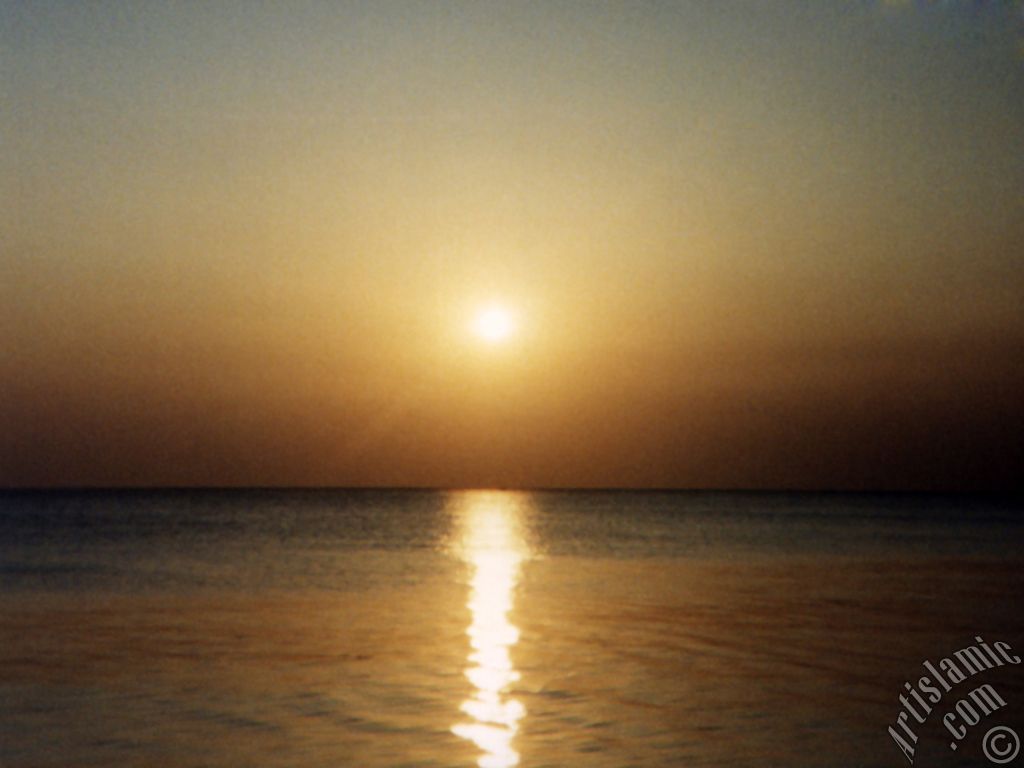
1,489,1022,767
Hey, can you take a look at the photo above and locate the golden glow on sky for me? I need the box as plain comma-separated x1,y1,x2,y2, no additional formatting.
2,2,1023,489
451,493,529,768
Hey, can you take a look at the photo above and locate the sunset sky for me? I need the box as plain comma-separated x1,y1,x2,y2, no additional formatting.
3,1,1023,490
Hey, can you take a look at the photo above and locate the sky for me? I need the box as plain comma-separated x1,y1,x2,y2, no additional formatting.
2,1,1023,490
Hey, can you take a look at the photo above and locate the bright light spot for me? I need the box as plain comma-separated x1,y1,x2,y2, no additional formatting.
474,305,515,343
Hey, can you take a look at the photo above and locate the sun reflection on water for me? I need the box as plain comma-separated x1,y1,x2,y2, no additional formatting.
450,492,529,768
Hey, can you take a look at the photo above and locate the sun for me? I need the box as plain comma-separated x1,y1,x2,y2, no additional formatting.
473,305,516,343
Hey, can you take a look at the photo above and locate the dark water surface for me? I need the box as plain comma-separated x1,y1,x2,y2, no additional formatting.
1,490,1022,766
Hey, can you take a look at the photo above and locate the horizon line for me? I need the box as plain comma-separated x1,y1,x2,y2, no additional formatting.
1,484,1020,497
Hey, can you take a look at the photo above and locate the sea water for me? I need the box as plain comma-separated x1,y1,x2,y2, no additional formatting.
1,489,1021,767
